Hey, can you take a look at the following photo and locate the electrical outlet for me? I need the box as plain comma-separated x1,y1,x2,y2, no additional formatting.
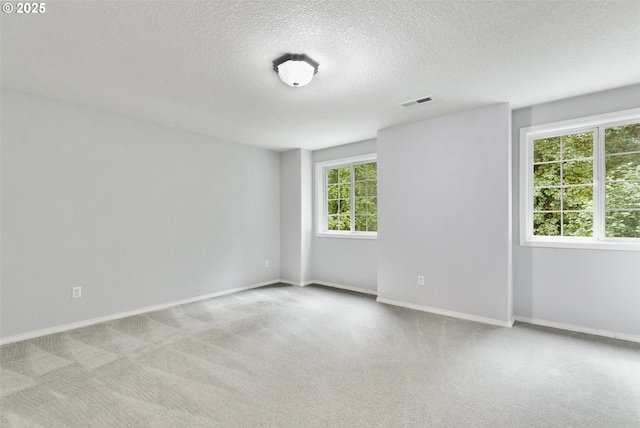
417,276,424,286
264,259,270,267
72,287,82,298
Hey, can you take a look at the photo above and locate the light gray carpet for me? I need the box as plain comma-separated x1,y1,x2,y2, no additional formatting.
1,283,639,427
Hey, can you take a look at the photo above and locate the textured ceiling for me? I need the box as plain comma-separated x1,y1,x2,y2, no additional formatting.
2,1,639,151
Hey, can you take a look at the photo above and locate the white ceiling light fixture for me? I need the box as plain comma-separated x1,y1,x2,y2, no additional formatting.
272,53,319,88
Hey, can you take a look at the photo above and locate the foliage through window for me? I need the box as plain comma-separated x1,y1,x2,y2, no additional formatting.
604,124,640,238
532,132,594,237
317,154,377,237
521,109,640,250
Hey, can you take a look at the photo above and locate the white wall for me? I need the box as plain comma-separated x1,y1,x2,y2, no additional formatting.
310,140,378,292
377,103,513,324
279,148,312,285
0,89,281,339
513,84,640,337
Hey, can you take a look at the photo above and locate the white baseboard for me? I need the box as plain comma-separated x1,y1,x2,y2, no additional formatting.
377,297,515,328
279,279,314,287
278,279,377,295
310,280,377,296
0,280,280,345
514,316,640,343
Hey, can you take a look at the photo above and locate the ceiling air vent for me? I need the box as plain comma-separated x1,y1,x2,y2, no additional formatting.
399,95,433,108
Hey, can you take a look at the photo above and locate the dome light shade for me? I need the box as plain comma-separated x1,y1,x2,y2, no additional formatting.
273,54,319,88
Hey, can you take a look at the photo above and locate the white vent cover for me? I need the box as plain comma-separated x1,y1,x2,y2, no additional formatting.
399,95,433,108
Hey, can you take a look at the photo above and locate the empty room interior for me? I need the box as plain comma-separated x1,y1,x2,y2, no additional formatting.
1,1,639,427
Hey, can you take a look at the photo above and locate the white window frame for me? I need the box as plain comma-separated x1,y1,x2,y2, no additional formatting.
316,153,377,239
520,107,640,251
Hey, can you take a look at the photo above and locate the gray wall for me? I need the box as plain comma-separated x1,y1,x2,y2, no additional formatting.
279,148,312,285
377,103,513,323
310,140,378,292
1,89,281,338
301,149,313,282
4,83,638,341
512,84,640,336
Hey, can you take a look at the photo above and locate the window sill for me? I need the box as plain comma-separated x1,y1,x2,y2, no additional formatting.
521,238,640,252
316,232,377,240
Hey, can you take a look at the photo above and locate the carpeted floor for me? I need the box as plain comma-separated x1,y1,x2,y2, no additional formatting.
1,283,639,427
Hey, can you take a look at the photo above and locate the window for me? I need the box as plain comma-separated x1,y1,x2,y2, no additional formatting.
520,108,640,251
316,154,377,238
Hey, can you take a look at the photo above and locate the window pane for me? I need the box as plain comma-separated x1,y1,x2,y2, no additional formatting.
355,215,366,231
533,163,560,186
562,132,593,160
368,198,378,215
533,212,561,236
339,167,350,183
339,199,350,214
354,164,366,181
328,200,339,215
563,212,593,237
328,215,339,231
355,182,366,197
339,214,351,231
605,210,640,238
563,186,593,211
339,184,350,199
606,153,640,181
355,197,377,216
533,137,560,162
562,160,593,185
367,215,378,232
327,169,339,184
366,162,377,180
605,123,640,154
533,187,561,211
366,181,377,197
606,182,640,209
328,184,338,199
